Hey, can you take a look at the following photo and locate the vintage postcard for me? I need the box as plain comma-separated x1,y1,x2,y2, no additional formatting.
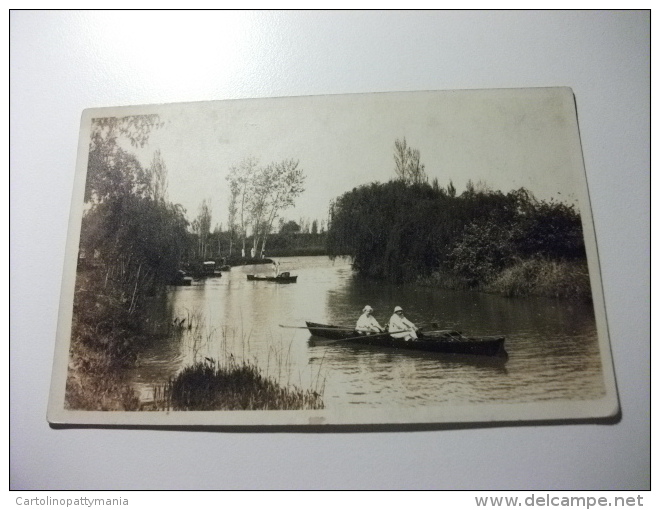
48,88,619,427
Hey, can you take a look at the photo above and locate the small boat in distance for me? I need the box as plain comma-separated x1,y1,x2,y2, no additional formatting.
305,321,507,358
247,271,298,283
170,270,193,286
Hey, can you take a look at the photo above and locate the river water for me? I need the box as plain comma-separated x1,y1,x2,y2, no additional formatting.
129,256,605,409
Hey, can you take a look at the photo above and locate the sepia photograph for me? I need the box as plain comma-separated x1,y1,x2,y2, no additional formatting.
47,87,619,427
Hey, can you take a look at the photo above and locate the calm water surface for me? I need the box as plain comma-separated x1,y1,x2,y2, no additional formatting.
130,256,605,408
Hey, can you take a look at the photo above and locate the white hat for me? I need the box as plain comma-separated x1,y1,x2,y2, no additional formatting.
363,305,373,312
394,306,403,312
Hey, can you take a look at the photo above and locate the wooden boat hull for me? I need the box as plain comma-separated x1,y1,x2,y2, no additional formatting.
170,277,193,286
305,322,507,358
247,274,298,283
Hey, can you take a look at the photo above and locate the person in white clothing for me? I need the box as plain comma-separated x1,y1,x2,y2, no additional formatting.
388,306,418,341
355,305,384,334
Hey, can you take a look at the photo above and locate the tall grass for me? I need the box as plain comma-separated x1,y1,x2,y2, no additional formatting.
486,258,592,301
154,358,324,411
65,270,164,411
65,342,141,411
417,258,592,301
67,270,325,411
152,316,326,411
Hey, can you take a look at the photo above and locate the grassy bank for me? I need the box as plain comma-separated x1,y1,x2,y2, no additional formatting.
65,270,147,410
486,258,592,300
66,270,325,411
65,333,142,411
154,358,324,411
418,258,592,301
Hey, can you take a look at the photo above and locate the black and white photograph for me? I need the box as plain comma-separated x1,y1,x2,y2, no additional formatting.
47,88,618,426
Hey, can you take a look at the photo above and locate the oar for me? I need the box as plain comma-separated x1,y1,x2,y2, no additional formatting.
319,330,393,344
279,324,356,331
429,329,462,336
418,329,464,341
416,323,462,332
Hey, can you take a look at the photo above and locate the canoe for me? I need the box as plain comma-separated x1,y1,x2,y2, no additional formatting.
247,274,298,283
305,321,507,358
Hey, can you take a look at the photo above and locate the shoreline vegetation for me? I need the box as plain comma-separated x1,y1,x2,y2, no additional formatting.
416,258,592,301
151,359,324,411
66,270,326,411
326,140,592,303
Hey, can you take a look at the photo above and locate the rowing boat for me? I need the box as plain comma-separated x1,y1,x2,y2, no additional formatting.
305,321,508,358
247,273,298,283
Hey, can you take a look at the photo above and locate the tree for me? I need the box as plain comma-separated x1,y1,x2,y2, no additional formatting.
80,114,189,306
227,180,239,258
248,163,274,257
147,149,168,202
226,158,259,258
85,115,163,203
280,220,301,234
226,157,305,259
394,137,427,185
256,159,306,257
191,199,212,259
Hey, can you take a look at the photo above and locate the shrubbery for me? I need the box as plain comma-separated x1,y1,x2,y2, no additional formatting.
327,179,590,300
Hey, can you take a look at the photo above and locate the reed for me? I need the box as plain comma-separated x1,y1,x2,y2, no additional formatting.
154,358,324,411
416,258,592,301
152,320,326,411
486,258,592,301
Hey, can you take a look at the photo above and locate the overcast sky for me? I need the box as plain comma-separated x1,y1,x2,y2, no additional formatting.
114,87,585,228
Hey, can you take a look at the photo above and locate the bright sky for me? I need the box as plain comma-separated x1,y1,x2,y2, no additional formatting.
119,88,585,228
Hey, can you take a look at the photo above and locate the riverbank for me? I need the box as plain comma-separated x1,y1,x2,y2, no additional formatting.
153,359,324,411
65,333,142,411
65,270,326,411
266,247,328,257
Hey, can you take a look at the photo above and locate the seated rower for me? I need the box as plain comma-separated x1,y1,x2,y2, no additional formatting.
356,305,384,334
388,306,419,341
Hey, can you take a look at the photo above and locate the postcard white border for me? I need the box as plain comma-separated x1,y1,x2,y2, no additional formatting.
47,88,620,427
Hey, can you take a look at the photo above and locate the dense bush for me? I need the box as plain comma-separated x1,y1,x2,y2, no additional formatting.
447,219,517,285
327,179,588,298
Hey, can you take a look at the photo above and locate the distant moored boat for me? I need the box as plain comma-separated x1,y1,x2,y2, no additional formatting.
247,271,298,283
